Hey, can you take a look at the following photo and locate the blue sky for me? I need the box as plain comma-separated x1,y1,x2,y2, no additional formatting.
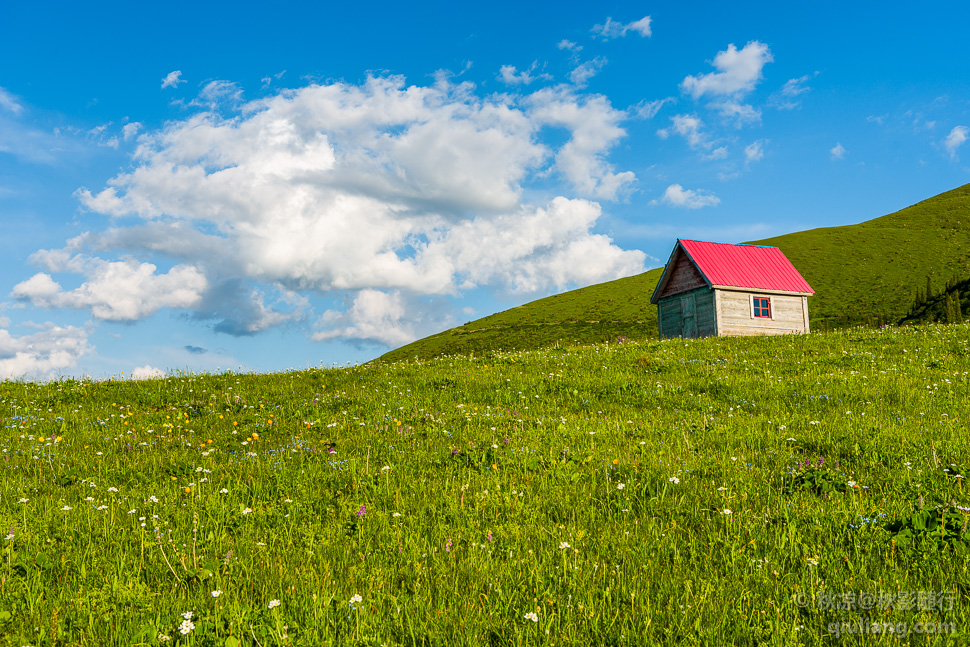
2,1,969,380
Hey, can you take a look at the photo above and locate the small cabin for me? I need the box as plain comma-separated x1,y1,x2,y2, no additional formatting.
650,239,814,339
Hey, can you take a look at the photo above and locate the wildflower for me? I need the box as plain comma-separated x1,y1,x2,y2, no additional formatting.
211,590,222,597
182,611,194,620
616,483,625,490
392,512,402,517
107,487,118,492
721,509,732,515
268,599,281,609
220,488,229,494
18,498,28,503
158,635,171,642
349,594,363,605
559,541,571,549
669,477,680,484
524,612,538,622
242,508,253,515
178,619,195,635
807,557,819,566
356,505,366,517
60,505,71,511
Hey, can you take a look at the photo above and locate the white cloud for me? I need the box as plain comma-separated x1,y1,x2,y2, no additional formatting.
498,62,550,86
161,71,184,90
712,100,761,127
569,57,607,87
592,16,652,39
419,197,644,293
312,289,417,346
745,139,765,163
652,184,720,209
33,75,643,341
12,256,207,321
681,42,773,99
122,122,142,141
830,142,847,160
0,324,92,380
631,97,673,120
769,73,817,110
659,114,711,151
527,87,636,199
190,80,244,108
557,39,581,52
703,146,729,161
0,87,24,114
944,125,968,160
131,364,165,379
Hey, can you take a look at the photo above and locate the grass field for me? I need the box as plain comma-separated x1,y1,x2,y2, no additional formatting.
380,183,970,363
2,324,970,645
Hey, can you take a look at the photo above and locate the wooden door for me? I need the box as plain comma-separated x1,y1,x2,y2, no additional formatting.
681,293,697,338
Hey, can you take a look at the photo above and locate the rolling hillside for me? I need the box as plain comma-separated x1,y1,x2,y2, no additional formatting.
380,183,970,362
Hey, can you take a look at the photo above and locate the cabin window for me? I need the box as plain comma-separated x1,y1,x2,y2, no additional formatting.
752,296,771,318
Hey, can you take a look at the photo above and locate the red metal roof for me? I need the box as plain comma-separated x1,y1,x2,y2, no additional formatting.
677,239,814,294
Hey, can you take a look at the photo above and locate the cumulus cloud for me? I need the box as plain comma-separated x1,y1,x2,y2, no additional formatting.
161,71,184,89
498,62,550,86
33,74,644,343
681,42,773,98
131,364,165,379
527,87,636,199
658,114,713,151
313,289,417,347
830,142,847,160
652,184,720,209
592,16,652,39
12,256,207,321
557,39,582,52
944,125,968,160
0,324,92,380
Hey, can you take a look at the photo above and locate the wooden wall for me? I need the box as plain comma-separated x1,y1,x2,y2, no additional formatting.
715,290,808,336
658,287,717,339
658,249,707,299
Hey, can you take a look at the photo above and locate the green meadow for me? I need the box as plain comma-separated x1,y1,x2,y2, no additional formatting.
2,323,969,645
381,183,970,363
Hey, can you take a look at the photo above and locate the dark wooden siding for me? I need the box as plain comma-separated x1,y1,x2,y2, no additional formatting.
658,249,707,299
658,287,716,339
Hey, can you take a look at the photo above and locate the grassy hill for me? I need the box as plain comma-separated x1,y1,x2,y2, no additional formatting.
381,183,970,362
3,324,970,642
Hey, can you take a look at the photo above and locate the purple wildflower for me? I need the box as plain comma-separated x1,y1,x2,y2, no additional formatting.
356,505,366,517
